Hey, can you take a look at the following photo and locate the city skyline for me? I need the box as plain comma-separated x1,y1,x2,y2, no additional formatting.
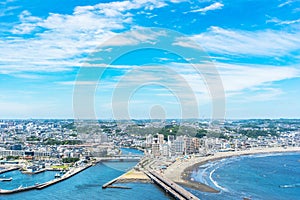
0,0,299,119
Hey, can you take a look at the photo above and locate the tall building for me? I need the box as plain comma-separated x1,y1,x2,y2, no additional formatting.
158,134,164,145
151,138,160,157
192,138,200,153
173,136,184,155
184,136,194,154
167,135,175,144
161,143,170,157
146,134,153,147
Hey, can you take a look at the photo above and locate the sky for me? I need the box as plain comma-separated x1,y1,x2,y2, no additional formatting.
0,0,299,119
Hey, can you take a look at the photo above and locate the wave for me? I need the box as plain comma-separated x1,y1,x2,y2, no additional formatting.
279,183,300,188
248,152,299,158
193,157,236,191
209,167,229,192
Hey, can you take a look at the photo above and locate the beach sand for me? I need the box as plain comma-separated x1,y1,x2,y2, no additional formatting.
116,169,151,183
164,146,300,193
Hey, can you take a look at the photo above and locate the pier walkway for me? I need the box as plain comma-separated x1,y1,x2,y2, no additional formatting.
97,155,143,161
145,170,199,200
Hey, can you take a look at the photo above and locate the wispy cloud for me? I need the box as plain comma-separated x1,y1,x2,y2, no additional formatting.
69,62,300,102
175,26,300,57
0,5,19,17
189,2,224,14
0,1,169,75
278,0,294,8
266,16,300,25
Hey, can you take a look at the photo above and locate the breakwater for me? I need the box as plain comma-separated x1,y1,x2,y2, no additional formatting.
0,164,92,194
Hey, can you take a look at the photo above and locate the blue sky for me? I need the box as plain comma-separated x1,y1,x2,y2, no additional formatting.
0,0,299,119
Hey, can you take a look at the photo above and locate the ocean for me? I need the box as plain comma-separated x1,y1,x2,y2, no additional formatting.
1,151,299,200
188,152,300,200
0,148,167,200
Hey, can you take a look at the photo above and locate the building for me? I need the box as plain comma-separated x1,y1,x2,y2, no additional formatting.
151,138,160,157
10,144,22,150
167,135,175,144
173,136,184,155
184,136,194,154
146,134,153,147
192,138,200,153
161,143,170,157
158,134,164,145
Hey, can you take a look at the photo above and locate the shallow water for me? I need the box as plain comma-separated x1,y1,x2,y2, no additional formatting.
0,161,170,200
189,152,300,200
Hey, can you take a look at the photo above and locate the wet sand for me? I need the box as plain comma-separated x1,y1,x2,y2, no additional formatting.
164,146,300,193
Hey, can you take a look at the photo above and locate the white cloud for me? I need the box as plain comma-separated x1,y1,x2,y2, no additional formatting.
0,0,169,75
72,62,300,103
266,16,300,25
215,63,299,92
189,2,224,14
177,26,300,57
0,5,19,17
278,0,293,8
58,81,99,86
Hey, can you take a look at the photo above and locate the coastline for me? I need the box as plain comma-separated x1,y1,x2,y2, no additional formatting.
164,146,300,193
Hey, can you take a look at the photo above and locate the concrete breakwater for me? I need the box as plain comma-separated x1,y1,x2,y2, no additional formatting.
102,168,199,200
0,167,20,175
37,163,92,189
0,164,92,194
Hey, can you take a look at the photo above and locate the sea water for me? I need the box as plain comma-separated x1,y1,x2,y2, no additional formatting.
189,152,300,200
0,161,169,200
0,148,168,200
1,152,299,200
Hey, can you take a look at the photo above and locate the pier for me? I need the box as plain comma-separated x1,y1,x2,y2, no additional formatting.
0,164,93,194
102,175,123,189
102,166,199,199
36,163,93,189
97,155,143,161
0,167,19,174
102,169,150,189
145,170,199,200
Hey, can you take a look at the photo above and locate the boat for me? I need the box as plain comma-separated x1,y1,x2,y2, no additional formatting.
55,173,61,178
0,177,13,181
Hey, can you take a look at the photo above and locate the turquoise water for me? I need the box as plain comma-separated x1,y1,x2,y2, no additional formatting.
1,152,299,200
120,148,144,155
0,170,56,190
1,161,170,200
189,152,300,200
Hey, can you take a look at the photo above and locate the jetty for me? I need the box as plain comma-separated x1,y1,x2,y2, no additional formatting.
102,161,199,200
0,185,40,194
102,168,150,189
36,163,92,189
145,170,199,200
97,155,143,162
0,164,92,194
22,168,47,174
0,167,19,174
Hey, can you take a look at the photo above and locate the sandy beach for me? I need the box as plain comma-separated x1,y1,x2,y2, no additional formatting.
116,169,150,183
164,146,300,193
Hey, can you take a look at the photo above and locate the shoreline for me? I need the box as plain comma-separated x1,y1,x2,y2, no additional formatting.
164,146,300,193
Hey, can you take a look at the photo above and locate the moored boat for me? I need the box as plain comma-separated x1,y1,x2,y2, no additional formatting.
55,173,61,178
0,177,13,181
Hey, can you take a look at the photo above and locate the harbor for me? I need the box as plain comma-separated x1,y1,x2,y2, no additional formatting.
0,163,93,194
0,147,144,195
0,150,168,199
